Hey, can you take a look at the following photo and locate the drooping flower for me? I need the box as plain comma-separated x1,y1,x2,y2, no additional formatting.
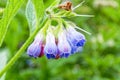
27,41,41,58
44,32,58,59
65,23,86,53
57,31,71,58
26,0,90,59
27,33,44,58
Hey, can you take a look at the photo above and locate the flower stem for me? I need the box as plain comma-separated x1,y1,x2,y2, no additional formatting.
0,17,48,77
72,0,85,11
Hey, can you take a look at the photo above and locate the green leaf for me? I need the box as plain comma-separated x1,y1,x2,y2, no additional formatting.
0,49,9,80
44,0,55,8
31,0,44,22
44,0,61,8
26,0,37,34
26,0,44,35
46,0,61,9
0,0,24,46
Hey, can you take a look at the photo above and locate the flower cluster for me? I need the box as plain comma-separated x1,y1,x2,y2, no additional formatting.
27,21,86,59
27,1,92,59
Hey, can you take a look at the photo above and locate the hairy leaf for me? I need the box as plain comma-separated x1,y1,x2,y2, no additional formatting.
0,49,9,79
0,0,24,46
26,0,44,35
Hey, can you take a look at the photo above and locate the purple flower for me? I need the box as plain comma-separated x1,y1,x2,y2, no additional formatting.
58,31,71,58
44,32,58,59
34,33,44,43
66,26,86,53
27,33,44,58
27,41,41,58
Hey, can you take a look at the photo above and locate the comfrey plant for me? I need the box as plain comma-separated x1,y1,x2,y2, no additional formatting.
0,0,93,77
27,1,92,59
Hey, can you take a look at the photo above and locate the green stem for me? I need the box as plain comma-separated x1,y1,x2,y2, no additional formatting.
0,17,48,77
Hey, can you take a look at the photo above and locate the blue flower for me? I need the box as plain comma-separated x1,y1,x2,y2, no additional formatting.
66,25,86,53
58,31,71,58
44,32,58,59
27,41,41,58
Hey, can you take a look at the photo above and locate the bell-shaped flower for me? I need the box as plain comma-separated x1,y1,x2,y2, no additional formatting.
66,25,86,53
27,33,44,58
27,41,41,58
66,26,85,46
58,31,71,58
44,32,58,59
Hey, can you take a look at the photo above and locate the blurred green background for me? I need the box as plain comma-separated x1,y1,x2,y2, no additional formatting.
0,0,120,80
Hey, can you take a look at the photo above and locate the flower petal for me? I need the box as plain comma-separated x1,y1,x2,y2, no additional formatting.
65,24,86,54
58,31,71,58
27,41,41,58
44,32,58,59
